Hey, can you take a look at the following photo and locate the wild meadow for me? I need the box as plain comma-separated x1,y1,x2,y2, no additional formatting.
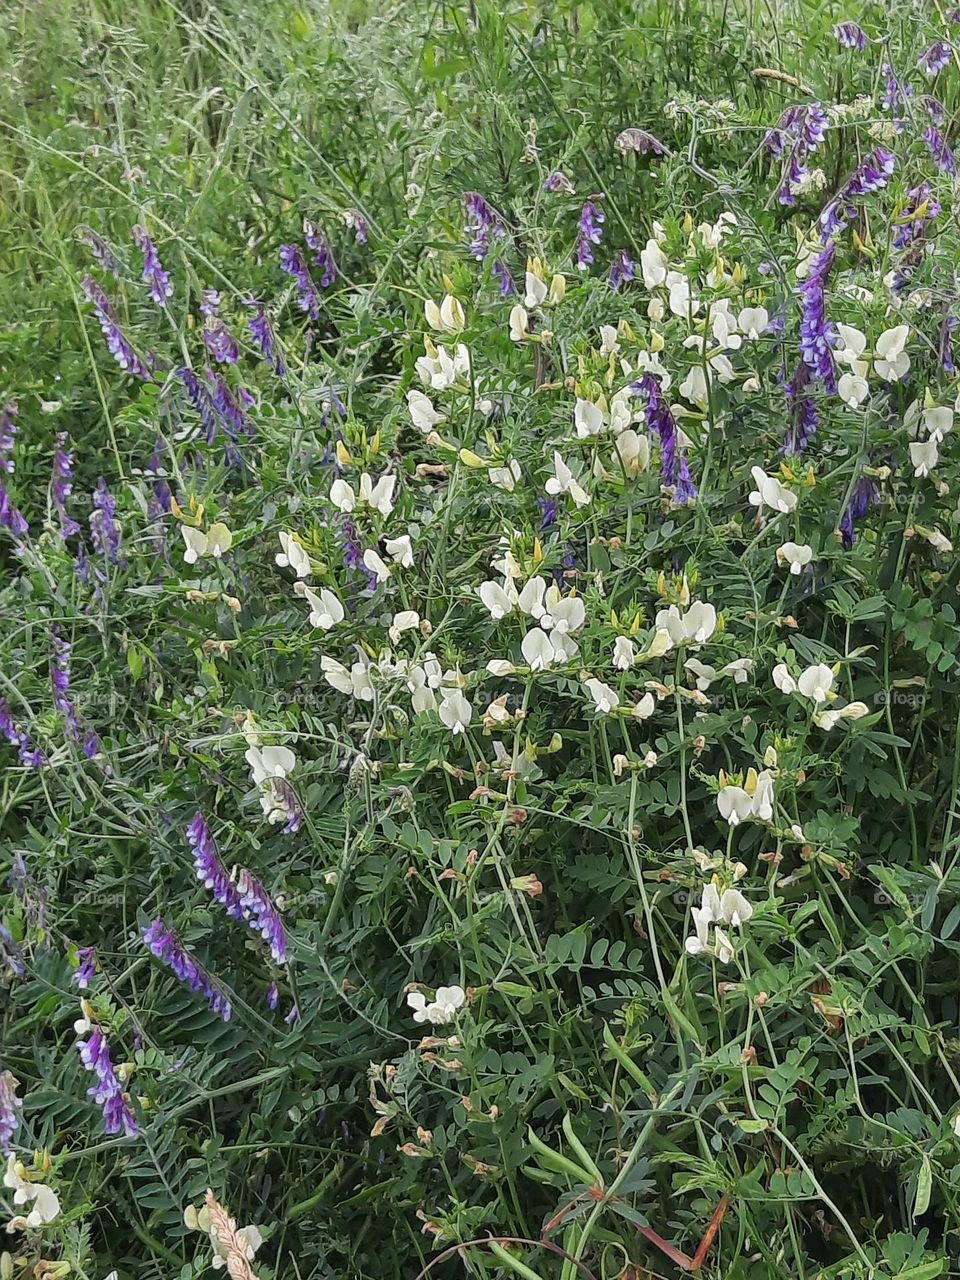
4,1,960,1276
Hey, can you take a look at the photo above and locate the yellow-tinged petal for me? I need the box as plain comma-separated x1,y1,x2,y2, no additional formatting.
458,448,486,468
336,440,352,466
610,607,619,628
548,274,566,305
532,537,543,567
369,430,381,455
718,769,728,788
650,330,665,353
744,767,759,795
441,272,456,294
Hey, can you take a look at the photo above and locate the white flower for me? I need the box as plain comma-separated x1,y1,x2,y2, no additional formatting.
521,628,557,671
524,271,548,308
4,1156,61,1227
585,678,619,713
654,600,717,648
640,238,668,289
776,542,813,575
406,991,431,1023
738,307,768,340
425,294,465,332
684,657,717,691
772,663,798,694
713,927,735,965
509,305,529,342
721,658,754,684
300,585,344,630
719,887,752,927
834,324,867,367
613,429,650,476
679,366,709,408
541,589,586,634
814,700,870,730
518,576,546,619
211,1224,263,1271
489,460,522,492
276,532,311,578
751,769,776,821
181,522,232,564
384,534,414,567
321,655,374,700
439,689,472,735
749,466,797,514
431,984,466,1021
330,473,396,518
613,636,635,670
838,371,869,408
479,580,518,620
487,659,517,676
363,549,392,583
633,691,655,720
599,324,620,356
875,325,910,381
925,527,953,552
245,744,296,785
923,404,954,443
574,397,606,438
407,389,442,433
545,452,590,508
667,273,699,318
389,610,421,644
910,440,939,477
416,343,470,390
797,663,835,703
718,785,754,826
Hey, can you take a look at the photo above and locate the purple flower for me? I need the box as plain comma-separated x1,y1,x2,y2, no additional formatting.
234,868,287,964
764,104,828,158
203,318,239,365
73,945,97,989
834,21,867,50
463,193,504,261
284,1002,299,1025
334,513,369,578
304,221,337,288
924,123,957,175
0,698,46,770
940,310,958,373
881,64,912,129
781,363,819,454
819,149,895,239
609,249,634,290
77,226,122,278
491,258,514,295
536,496,557,529
246,301,285,376
81,276,152,380
279,244,321,319
0,402,16,474
76,1026,138,1138
200,289,221,316
51,433,80,537
51,626,83,741
0,1071,21,1154
89,478,122,563
575,199,605,270
797,244,837,392
0,485,28,539
266,982,279,1011
839,472,879,547
142,918,231,1021
919,41,951,76
132,225,173,305
544,171,575,194
632,373,697,504
187,813,245,921
177,367,219,444
344,209,369,245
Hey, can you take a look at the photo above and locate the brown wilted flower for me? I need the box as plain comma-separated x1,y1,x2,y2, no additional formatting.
614,126,669,156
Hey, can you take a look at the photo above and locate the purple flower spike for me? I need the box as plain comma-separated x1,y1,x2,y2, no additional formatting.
73,945,98,989
77,226,123,279
246,301,285,376
344,210,369,245
919,41,952,76
203,318,239,365
142,918,232,1021
839,472,879,547
797,244,837,392
89,478,122,563
491,258,514,295
834,21,867,51
303,221,336,288
536,496,557,529
0,402,16,475
266,982,279,1011
782,363,819,454
819,149,895,239
463,192,504,261
81,276,152,380
51,626,84,741
609,249,634,290
76,1026,138,1138
200,289,221,316
924,124,957,175
51,433,80,538
0,698,46,770
234,868,287,964
279,244,322,319
187,813,245,921
0,1072,22,1155
0,485,28,539
177,367,220,444
575,199,605,270
632,373,697,504
132,225,173,305
881,64,912,130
